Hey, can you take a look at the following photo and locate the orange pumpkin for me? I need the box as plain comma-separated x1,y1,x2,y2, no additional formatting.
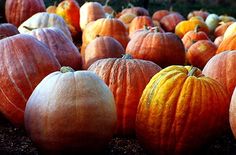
214,22,233,37
129,16,154,36
186,40,216,69
203,50,236,97
160,12,184,32
118,7,149,17
152,10,169,22
187,10,209,20
88,55,161,136
216,34,236,54
136,65,230,154
126,28,185,68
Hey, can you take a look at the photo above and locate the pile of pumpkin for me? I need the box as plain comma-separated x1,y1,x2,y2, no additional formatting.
1,0,236,154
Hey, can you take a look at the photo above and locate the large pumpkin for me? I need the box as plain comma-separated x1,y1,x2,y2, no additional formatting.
136,65,230,155
82,17,129,53
203,50,236,97
26,27,82,70
24,68,116,153
82,36,125,69
0,23,19,39
0,34,60,126
5,0,45,27
88,55,161,136
18,12,72,41
126,28,185,68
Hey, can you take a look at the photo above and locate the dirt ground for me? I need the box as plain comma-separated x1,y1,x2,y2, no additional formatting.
1,114,236,155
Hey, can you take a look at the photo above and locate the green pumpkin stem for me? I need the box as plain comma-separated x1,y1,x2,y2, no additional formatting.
60,66,75,73
104,0,110,6
122,54,133,59
188,66,198,76
23,26,37,31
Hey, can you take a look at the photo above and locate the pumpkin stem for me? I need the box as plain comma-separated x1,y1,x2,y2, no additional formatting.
23,26,37,31
60,66,75,73
188,66,198,76
169,6,173,12
127,2,134,8
144,25,150,30
122,54,133,59
194,25,200,33
104,0,110,6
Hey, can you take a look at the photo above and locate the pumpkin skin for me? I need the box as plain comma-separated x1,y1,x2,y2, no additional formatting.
136,65,230,155
118,7,149,17
118,13,137,30
24,69,116,153
0,34,61,126
203,50,236,97
187,10,209,20
186,40,216,69
214,35,223,47
82,36,125,69
214,22,233,37
56,0,81,37
82,17,129,53
223,22,236,40
79,2,105,31
88,55,161,136
205,14,220,32
18,12,72,41
230,87,236,138
216,34,236,54
5,0,45,27
182,26,210,50
129,16,154,36
26,27,82,70
126,28,185,68
0,23,19,39
160,12,185,32
152,10,169,22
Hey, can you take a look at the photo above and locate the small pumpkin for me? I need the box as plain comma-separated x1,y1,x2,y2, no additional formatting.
82,36,125,69
88,55,161,136
160,12,185,32
0,23,19,39
205,14,220,32
0,34,61,126
129,16,154,36
118,13,137,30
186,40,217,69
187,10,209,20
214,36,223,47
118,7,149,17
136,65,230,154
203,50,236,97
214,21,233,37
152,10,169,22
5,0,46,27
24,68,117,153
126,27,185,68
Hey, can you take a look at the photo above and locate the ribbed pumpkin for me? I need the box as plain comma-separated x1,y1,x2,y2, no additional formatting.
214,22,233,37
82,36,125,69
126,27,185,68
0,34,61,126
230,87,236,138
203,50,236,97
18,12,72,41
186,40,216,69
5,0,45,27
26,27,82,70
129,16,154,36
136,65,230,155
88,55,161,136
160,12,185,32
216,34,236,54
79,2,105,31
82,17,129,53
0,23,19,39
24,68,117,153
182,25,210,50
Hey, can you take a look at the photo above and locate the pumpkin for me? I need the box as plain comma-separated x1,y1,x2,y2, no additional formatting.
152,10,169,22
214,21,233,37
129,16,154,36
26,27,82,70
118,7,149,17
230,87,236,138
203,50,236,97
214,36,223,47
126,27,185,68
187,10,209,20
0,23,19,39
56,0,81,37
205,14,220,32
0,34,60,126
18,12,72,41
216,34,236,54
186,40,216,69
182,25,210,50
136,65,230,155
24,67,116,153
79,2,106,31
118,13,137,30
88,55,161,136
5,0,46,27
82,36,125,69
223,22,236,39
103,0,115,15
175,18,209,38
82,17,129,53
219,15,236,23
160,12,185,32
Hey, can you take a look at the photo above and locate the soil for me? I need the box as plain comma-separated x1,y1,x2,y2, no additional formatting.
1,114,236,155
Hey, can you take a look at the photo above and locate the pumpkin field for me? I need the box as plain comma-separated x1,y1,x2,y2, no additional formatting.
1,0,236,154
